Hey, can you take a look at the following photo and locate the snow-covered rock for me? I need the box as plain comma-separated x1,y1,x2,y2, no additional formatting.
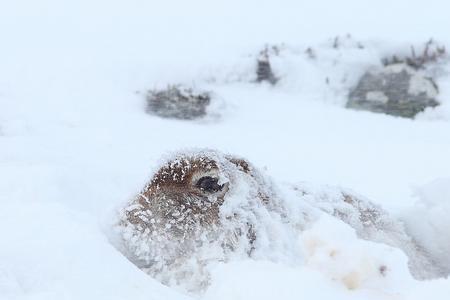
256,48,278,85
146,85,212,120
347,63,440,118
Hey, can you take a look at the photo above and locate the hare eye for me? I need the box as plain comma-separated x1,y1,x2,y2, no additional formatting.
195,176,223,193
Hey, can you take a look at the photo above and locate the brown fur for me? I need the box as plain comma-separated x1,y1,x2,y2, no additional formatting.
123,154,267,243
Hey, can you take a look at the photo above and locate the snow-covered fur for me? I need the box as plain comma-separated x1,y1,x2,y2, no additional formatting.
116,150,443,292
117,150,288,291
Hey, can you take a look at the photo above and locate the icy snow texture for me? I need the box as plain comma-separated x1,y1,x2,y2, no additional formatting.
402,178,450,276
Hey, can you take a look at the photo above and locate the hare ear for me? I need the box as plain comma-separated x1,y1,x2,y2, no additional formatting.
225,156,252,174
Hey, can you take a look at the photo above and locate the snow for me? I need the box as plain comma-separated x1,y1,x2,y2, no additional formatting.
1,0,450,299
402,178,450,276
202,217,450,300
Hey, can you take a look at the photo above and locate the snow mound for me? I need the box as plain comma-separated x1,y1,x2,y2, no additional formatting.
202,36,450,119
299,216,412,291
203,216,448,300
402,178,450,277
290,182,445,280
0,201,188,300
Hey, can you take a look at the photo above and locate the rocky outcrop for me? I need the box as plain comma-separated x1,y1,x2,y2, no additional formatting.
347,63,439,118
146,85,211,120
256,48,278,85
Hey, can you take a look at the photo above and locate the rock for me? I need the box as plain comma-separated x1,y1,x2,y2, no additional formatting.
146,85,211,120
256,49,278,85
347,63,439,118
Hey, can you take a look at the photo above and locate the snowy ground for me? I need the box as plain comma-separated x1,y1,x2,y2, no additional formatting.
1,1,450,299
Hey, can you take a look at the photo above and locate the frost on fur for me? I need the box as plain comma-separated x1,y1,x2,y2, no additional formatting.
116,150,289,292
115,150,445,294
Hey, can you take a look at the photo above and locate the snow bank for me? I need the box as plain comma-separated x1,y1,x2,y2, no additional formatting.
203,216,450,300
0,201,188,300
202,36,450,118
289,182,445,280
402,178,450,276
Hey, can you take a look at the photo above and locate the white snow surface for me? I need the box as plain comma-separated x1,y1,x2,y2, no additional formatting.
1,0,450,299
